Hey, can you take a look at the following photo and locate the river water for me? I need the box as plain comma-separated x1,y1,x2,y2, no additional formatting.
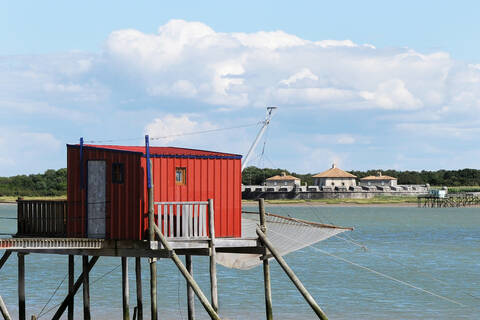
0,203,479,319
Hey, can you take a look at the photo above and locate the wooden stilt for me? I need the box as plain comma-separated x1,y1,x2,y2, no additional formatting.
149,258,157,320
52,256,99,320
122,257,130,320
258,199,273,320
82,256,91,320
0,251,11,271
256,228,329,320
18,253,25,320
147,156,157,320
0,295,12,320
68,255,74,320
186,255,195,320
207,199,218,312
135,257,143,320
153,225,220,320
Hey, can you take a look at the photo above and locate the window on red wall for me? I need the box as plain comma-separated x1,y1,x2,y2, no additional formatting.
176,167,186,185
112,163,124,184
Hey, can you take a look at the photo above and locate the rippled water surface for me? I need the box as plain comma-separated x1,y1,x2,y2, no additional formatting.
1,203,479,319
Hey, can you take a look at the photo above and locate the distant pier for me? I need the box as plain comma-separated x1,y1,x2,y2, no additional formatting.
417,193,480,208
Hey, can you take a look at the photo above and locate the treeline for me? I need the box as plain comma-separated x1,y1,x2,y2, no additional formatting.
3,166,480,196
0,168,67,196
242,166,480,187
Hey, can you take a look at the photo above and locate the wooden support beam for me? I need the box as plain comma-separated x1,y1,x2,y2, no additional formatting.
186,255,195,320
153,225,220,320
0,252,11,271
51,257,99,320
256,228,328,320
147,157,157,320
68,255,74,320
0,295,12,320
18,253,25,320
207,199,218,312
135,257,143,320
149,258,157,320
258,199,273,320
122,257,130,320
82,256,91,320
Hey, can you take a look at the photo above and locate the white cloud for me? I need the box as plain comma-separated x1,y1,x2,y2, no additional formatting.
145,114,217,144
96,19,480,114
360,79,423,109
279,68,319,86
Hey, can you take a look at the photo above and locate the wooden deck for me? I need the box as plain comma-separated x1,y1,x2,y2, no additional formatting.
0,237,263,257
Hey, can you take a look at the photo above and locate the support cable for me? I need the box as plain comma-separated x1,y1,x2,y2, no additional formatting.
266,227,468,308
37,262,122,319
84,122,259,144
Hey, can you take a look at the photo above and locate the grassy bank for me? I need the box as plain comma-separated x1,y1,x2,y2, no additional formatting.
0,195,67,203
242,195,418,206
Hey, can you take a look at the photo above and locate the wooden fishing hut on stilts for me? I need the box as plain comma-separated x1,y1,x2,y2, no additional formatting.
0,135,351,320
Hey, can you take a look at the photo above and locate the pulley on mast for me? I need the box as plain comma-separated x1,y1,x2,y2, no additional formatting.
241,107,277,172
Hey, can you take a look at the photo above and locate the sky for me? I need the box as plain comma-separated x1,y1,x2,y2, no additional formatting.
1,1,480,176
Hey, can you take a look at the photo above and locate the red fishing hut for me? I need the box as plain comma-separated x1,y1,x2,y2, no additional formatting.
66,138,242,240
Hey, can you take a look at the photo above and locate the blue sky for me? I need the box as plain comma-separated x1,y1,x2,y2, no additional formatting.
2,1,480,176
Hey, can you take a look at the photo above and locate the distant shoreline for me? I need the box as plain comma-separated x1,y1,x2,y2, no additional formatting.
1,198,419,207
242,200,418,207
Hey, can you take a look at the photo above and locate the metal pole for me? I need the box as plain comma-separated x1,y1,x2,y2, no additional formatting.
186,255,195,320
153,225,220,320
68,255,74,320
18,253,25,320
208,199,218,312
122,257,130,320
259,199,273,320
135,257,143,320
256,228,329,320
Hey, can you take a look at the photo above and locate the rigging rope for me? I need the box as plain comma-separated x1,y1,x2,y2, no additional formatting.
295,203,480,301
84,122,260,144
266,227,467,308
37,262,122,319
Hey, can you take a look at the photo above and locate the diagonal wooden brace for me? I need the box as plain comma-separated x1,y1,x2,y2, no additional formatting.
256,227,329,320
51,256,99,320
153,225,221,320
0,252,11,272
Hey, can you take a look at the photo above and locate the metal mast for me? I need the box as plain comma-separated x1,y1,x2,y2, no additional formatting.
241,107,277,172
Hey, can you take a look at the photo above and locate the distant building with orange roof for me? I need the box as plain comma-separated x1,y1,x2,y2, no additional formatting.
265,172,301,187
359,172,397,187
312,164,357,188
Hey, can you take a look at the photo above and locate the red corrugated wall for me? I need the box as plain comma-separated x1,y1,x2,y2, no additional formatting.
68,145,242,240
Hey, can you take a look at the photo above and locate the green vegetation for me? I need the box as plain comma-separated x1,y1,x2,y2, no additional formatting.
243,166,480,187
242,166,314,185
0,168,67,197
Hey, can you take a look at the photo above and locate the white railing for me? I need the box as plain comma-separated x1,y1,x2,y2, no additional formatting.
154,201,209,239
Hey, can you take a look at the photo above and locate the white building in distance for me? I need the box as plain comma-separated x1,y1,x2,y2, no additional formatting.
359,172,397,187
265,172,301,187
312,164,357,188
